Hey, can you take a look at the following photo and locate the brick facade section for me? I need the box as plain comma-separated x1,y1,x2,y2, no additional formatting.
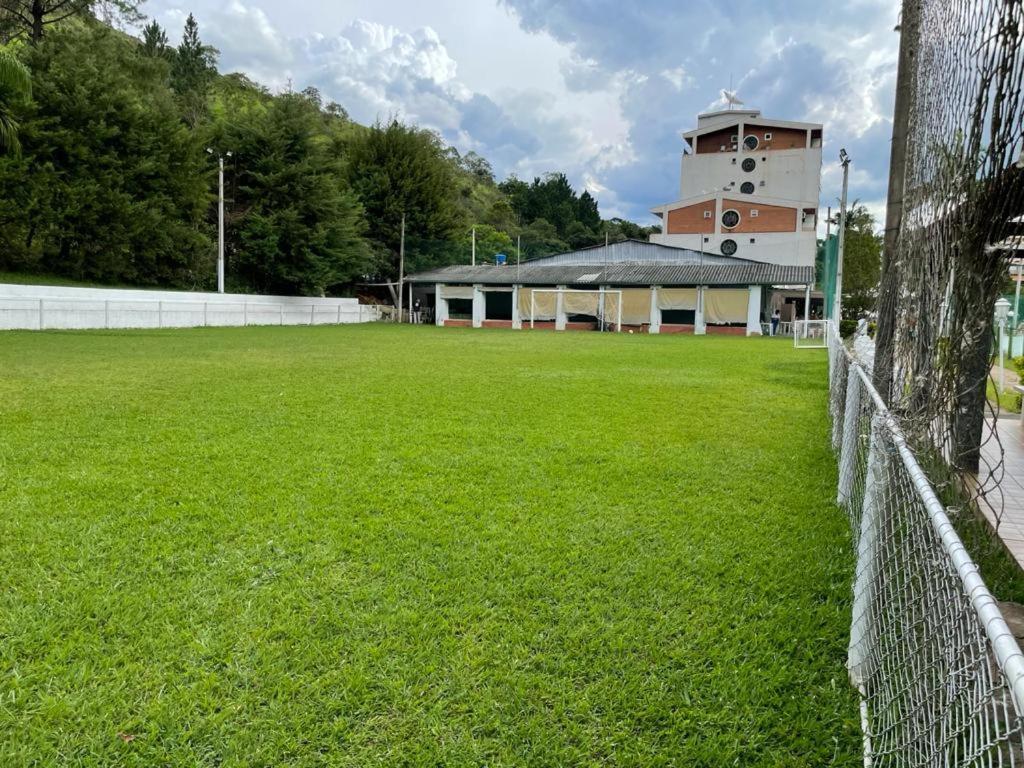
741,126,807,151
694,124,809,154
695,126,738,154
721,198,798,233
666,200,716,234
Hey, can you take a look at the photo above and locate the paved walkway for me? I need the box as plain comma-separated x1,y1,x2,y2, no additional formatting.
980,417,1024,568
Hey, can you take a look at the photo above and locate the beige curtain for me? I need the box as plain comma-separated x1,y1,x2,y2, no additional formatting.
610,288,651,325
518,287,557,321
704,289,748,324
562,291,600,316
441,285,475,300
657,288,698,311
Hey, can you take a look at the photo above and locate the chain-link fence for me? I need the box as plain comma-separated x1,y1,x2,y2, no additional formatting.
829,322,1024,765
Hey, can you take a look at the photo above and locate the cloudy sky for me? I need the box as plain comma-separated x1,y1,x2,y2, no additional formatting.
144,0,900,226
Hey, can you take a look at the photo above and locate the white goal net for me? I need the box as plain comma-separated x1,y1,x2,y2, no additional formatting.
526,288,622,331
794,319,827,349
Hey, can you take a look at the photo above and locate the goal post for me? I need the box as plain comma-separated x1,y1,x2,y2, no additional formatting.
794,319,828,349
527,288,623,332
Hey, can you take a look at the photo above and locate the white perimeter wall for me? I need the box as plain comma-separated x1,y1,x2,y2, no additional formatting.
0,283,381,331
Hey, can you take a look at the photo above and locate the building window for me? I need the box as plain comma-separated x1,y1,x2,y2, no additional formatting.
721,209,740,229
720,239,738,256
742,158,756,172
750,209,759,218
730,134,738,143
740,181,755,194
764,132,773,141
703,237,710,243
703,210,712,219
743,135,759,150
749,238,756,243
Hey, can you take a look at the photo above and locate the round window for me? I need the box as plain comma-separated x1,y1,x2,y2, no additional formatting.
741,158,756,172
721,209,740,229
740,181,755,194
743,135,759,150
720,239,738,256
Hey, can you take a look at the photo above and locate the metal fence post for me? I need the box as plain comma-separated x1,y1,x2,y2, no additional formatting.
158,300,163,328
38,299,44,330
838,363,862,506
105,300,110,329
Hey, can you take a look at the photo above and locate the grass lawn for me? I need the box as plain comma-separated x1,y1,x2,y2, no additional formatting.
0,325,861,766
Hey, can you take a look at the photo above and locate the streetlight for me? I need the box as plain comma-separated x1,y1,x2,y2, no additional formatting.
995,296,1011,394
206,148,232,293
834,149,851,324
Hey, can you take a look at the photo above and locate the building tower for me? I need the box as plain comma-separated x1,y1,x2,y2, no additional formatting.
650,109,822,266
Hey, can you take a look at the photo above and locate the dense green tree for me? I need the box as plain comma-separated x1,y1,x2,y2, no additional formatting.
0,22,211,284
564,220,596,250
140,20,169,59
0,11,655,297
0,0,142,42
840,204,882,318
460,224,513,265
0,47,30,154
577,189,601,231
170,13,217,126
519,217,568,258
218,93,376,294
345,119,464,275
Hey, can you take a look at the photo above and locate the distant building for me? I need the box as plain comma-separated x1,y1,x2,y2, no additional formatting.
650,108,823,267
406,239,814,335
404,106,826,334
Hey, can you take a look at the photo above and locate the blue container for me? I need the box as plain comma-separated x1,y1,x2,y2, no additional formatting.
495,253,507,265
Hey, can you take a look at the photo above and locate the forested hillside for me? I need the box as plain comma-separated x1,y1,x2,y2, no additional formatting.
0,9,657,296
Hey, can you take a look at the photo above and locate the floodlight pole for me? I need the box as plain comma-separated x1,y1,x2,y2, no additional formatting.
471,226,476,266
217,156,225,293
834,150,851,323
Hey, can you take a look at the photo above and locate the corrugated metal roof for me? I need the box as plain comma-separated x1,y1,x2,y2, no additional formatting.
407,261,813,287
407,239,813,286
525,239,744,266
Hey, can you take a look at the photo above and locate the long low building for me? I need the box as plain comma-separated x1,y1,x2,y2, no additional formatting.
406,240,817,335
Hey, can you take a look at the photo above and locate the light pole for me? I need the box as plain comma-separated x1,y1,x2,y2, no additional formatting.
834,148,851,323
996,297,1011,394
207,148,232,293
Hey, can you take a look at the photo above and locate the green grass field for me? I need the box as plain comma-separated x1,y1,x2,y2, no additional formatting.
0,325,861,766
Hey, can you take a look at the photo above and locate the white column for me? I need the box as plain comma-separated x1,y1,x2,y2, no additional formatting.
746,285,763,336
435,283,448,326
695,286,706,335
472,284,485,328
512,285,522,330
649,286,660,334
555,284,567,331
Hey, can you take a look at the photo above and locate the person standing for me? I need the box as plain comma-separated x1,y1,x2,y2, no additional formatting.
412,297,422,324
771,308,781,337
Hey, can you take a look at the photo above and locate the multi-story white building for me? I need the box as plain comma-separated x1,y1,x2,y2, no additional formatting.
650,109,823,267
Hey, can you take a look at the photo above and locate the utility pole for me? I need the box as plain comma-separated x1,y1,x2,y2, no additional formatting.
398,213,405,323
471,226,476,266
834,149,851,324
207,148,232,293
516,235,521,282
874,1,920,404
